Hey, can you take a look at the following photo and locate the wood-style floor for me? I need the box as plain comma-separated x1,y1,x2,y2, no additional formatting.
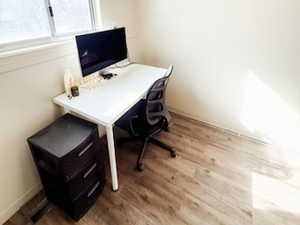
4,113,300,225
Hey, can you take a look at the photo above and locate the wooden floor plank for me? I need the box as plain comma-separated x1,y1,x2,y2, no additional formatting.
4,113,300,225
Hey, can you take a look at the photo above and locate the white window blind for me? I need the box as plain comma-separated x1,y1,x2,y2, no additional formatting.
51,0,93,35
0,1,50,44
0,0,95,50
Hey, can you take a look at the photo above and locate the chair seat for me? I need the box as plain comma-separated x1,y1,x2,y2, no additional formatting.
131,118,165,137
116,99,165,137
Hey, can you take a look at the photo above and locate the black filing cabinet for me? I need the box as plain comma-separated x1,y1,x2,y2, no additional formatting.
27,114,106,221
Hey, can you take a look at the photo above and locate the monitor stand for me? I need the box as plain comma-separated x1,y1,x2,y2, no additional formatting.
114,61,135,68
98,58,136,79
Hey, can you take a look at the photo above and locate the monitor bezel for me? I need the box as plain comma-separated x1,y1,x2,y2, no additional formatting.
75,27,128,77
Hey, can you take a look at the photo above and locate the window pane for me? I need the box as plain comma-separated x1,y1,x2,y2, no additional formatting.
51,0,93,35
0,0,50,44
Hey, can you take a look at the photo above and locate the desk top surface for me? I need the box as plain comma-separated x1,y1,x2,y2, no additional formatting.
53,64,167,126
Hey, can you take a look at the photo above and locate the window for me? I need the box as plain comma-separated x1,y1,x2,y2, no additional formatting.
0,0,95,50
51,0,93,35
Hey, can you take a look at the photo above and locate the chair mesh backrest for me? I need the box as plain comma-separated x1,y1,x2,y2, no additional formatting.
145,65,173,126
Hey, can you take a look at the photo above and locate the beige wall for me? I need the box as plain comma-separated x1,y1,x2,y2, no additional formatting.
0,45,75,224
0,0,138,223
136,0,300,144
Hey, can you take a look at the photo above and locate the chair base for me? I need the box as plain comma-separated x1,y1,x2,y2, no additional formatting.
149,137,176,157
117,135,176,172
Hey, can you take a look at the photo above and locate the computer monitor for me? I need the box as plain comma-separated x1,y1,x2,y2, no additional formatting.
75,27,128,77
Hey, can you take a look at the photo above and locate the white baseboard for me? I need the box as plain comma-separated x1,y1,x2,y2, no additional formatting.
0,183,42,225
168,106,269,145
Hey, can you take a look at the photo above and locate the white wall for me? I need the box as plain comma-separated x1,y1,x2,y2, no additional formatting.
0,0,139,223
136,0,300,144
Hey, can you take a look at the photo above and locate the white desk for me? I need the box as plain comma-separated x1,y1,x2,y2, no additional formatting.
53,64,167,191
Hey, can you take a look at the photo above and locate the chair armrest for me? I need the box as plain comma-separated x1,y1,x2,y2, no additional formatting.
129,115,139,136
161,116,169,131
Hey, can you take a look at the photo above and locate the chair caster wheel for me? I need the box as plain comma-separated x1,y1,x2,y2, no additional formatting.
171,151,177,158
136,163,144,172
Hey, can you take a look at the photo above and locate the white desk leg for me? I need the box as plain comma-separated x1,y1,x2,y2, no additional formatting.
106,125,119,192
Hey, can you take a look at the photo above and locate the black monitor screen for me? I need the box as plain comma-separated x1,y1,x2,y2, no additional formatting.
76,28,127,76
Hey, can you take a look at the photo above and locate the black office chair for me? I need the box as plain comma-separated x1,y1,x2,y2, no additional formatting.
116,65,176,171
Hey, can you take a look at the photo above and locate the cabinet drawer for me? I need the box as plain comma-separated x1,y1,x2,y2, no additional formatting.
66,162,105,201
69,179,105,221
62,136,97,180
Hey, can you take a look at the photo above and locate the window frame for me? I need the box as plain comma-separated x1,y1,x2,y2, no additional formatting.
0,0,96,53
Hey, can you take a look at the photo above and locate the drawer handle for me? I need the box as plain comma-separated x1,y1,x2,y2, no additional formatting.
78,142,93,157
83,163,97,179
88,181,100,198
